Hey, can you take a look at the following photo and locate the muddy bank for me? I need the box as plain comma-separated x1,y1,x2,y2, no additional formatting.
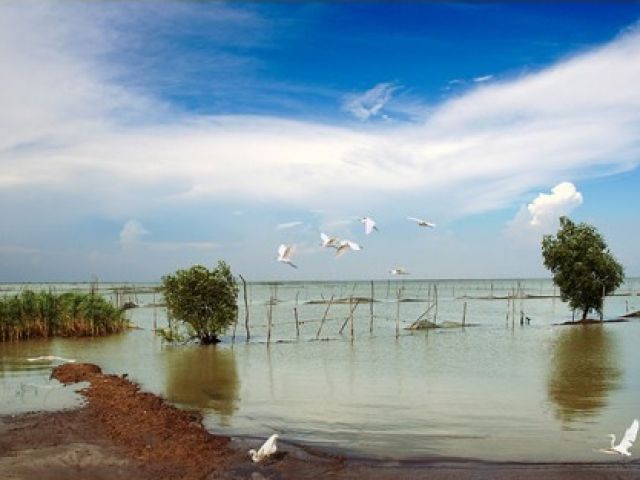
1,363,639,480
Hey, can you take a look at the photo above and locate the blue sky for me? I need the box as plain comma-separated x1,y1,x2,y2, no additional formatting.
1,1,640,281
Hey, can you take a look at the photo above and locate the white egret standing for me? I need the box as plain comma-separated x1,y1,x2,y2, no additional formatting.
600,419,639,456
320,232,339,248
360,216,378,235
276,244,297,269
407,217,436,228
336,240,362,257
248,433,279,463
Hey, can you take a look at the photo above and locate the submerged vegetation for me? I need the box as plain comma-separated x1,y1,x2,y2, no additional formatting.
0,290,127,341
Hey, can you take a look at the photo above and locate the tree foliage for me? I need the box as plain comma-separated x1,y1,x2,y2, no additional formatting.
161,261,238,344
542,216,624,320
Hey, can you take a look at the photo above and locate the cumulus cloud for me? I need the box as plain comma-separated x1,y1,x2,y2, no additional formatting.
473,74,494,83
119,220,149,246
342,82,397,120
506,182,583,242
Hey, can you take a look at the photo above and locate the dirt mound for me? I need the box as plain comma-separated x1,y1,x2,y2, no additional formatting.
51,362,230,480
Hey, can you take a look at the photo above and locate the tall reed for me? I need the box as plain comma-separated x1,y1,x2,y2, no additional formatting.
0,290,127,342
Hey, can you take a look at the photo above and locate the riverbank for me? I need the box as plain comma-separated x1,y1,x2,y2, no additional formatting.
1,363,639,480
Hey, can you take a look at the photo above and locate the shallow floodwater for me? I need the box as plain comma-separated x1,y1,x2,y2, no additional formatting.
1,279,639,462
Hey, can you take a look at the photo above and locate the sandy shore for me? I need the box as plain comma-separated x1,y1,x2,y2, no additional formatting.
0,363,638,480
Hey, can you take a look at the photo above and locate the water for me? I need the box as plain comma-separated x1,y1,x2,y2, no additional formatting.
1,278,639,462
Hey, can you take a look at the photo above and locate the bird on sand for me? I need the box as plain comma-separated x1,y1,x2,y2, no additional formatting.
600,419,639,456
390,267,410,275
27,355,76,363
336,240,362,257
248,433,279,463
360,216,378,235
407,217,436,228
320,232,339,248
276,244,297,269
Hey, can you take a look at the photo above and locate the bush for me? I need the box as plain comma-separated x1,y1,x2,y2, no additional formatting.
542,216,624,320
161,261,238,344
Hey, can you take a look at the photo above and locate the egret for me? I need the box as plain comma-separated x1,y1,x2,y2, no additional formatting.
390,267,410,275
248,433,279,463
408,216,436,228
276,244,297,269
26,355,76,363
360,216,378,235
600,419,639,456
336,240,362,257
320,232,339,248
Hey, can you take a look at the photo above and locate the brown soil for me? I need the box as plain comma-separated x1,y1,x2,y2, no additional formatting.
1,363,640,480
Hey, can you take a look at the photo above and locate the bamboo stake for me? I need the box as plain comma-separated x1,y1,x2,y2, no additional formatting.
294,290,300,339
396,288,401,338
369,280,374,334
267,295,273,345
349,296,354,341
316,295,334,339
462,301,467,326
338,300,360,334
433,284,438,325
239,275,250,342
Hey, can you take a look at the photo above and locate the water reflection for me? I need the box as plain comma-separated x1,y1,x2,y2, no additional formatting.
547,326,621,424
164,346,239,425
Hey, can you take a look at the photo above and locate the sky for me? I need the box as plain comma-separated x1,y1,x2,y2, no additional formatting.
1,1,640,282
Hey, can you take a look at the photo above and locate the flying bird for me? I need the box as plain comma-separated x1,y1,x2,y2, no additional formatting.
336,240,362,257
276,244,297,269
390,267,410,275
320,232,339,249
248,433,279,463
600,419,639,456
27,355,76,363
408,217,436,228
360,216,378,235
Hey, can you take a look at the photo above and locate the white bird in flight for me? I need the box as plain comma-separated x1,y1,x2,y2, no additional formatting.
320,232,339,249
390,267,410,275
248,433,279,463
276,244,297,269
360,216,378,235
27,355,76,363
600,419,639,456
336,240,362,257
408,216,436,228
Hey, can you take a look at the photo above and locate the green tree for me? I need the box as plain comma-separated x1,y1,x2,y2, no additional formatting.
161,261,238,344
542,216,624,321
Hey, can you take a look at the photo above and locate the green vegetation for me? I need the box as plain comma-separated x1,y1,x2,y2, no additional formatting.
161,261,238,344
0,290,127,341
542,216,624,321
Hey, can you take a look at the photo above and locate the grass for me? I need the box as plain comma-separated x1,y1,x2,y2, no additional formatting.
0,290,127,341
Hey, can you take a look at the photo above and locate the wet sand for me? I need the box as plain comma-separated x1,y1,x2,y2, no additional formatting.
0,363,638,480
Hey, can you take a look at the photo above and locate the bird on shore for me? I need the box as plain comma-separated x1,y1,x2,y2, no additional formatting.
408,217,436,228
27,355,76,363
248,433,279,463
360,216,378,235
390,267,410,275
276,244,297,269
320,232,339,249
336,240,362,257
600,419,639,456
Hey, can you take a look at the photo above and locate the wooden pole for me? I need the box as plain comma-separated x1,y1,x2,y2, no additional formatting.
294,290,300,339
152,292,157,332
349,296,354,341
433,284,438,325
369,280,374,334
316,295,334,339
239,275,250,342
396,288,401,338
267,295,273,345
462,301,467,326
339,300,360,334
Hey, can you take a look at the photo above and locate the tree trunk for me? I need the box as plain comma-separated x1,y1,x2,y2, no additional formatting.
582,309,587,321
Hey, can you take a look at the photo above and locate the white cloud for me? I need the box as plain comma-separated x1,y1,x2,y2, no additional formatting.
119,220,149,245
506,182,583,243
276,221,303,230
473,74,494,83
2,3,640,275
342,82,397,120
527,182,583,227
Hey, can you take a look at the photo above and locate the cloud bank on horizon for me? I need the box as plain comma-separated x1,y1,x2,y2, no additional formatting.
0,2,639,280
